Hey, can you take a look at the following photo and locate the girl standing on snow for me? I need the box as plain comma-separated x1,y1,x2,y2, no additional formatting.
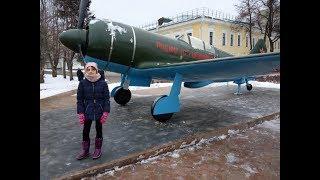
76,62,110,160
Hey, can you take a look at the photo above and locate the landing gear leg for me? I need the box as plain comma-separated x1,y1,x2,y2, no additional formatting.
151,73,182,122
235,83,242,95
234,78,246,95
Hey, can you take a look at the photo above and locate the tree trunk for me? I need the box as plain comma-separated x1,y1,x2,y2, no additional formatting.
249,13,252,50
40,67,45,83
63,59,66,78
249,26,252,50
269,37,274,52
67,52,75,81
40,48,45,83
68,61,74,81
263,21,268,42
62,51,67,78
51,65,58,77
267,0,274,52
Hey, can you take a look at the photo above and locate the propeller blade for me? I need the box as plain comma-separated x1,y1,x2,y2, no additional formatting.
78,44,84,59
77,0,90,29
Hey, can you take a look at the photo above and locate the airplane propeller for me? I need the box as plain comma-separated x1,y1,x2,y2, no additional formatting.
76,0,89,60
77,0,89,29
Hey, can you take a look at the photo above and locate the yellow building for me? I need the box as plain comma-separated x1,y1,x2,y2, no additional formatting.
140,8,280,56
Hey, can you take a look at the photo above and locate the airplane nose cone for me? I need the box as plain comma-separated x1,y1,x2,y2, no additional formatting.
59,29,87,53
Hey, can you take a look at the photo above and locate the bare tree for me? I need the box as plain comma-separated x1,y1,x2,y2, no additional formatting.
254,0,280,52
54,0,93,81
265,0,280,52
41,0,94,82
40,0,46,83
235,0,259,50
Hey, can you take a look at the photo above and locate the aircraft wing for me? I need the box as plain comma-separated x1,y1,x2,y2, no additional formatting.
133,52,280,82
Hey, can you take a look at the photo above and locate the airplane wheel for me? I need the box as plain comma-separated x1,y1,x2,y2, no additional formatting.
246,84,253,91
114,87,131,105
151,95,173,122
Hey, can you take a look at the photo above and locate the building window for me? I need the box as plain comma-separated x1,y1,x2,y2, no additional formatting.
222,33,226,46
230,34,233,46
246,36,248,47
209,32,213,45
238,34,241,46
187,32,192,36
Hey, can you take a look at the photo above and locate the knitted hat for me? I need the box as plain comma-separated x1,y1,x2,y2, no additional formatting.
85,62,98,71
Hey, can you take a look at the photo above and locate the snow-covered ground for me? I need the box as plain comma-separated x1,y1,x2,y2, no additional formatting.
40,74,280,99
40,74,172,99
209,81,280,89
40,75,79,99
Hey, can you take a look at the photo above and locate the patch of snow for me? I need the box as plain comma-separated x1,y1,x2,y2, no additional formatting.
40,74,79,99
228,129,239,135
257,118,280,132
89,19,100,24
114,166,124,171
96,165,131,178
198,138,207,144
104,170,114,176
140,156,160,164
41,76,279,100
235,134,249,139
40,77,172,99
217,134,227,140
226,153,237,164
241,164,257,174
132,94,152,97
180,139,197,148
207,80,280,89
207,82,230,88
108,82,172,91
170,151,180,158
250,81,280,89
106,21,127,36
65,163,71,166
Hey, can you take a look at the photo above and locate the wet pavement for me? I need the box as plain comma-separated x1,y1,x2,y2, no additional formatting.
40,84,279,179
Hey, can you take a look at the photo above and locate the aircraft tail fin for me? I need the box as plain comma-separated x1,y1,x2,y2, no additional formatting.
250,39,267,54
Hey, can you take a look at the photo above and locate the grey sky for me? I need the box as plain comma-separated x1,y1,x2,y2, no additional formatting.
90,0,240,26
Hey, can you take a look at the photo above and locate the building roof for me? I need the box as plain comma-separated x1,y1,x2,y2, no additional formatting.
139,7,244,31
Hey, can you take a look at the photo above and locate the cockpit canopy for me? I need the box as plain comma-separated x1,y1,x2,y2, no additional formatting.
176,34,215,54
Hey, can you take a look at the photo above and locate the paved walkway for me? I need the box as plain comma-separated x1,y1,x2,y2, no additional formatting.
40,85,280,179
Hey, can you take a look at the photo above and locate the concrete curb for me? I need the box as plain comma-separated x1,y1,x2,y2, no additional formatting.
54,112,280,180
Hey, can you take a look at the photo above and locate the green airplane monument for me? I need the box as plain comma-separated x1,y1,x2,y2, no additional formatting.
59,0,280,121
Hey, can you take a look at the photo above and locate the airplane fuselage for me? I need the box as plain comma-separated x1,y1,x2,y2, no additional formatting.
83,19,215,69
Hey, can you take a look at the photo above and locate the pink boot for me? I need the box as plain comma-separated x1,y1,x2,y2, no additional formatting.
76,139,90,160
92,138,103,159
